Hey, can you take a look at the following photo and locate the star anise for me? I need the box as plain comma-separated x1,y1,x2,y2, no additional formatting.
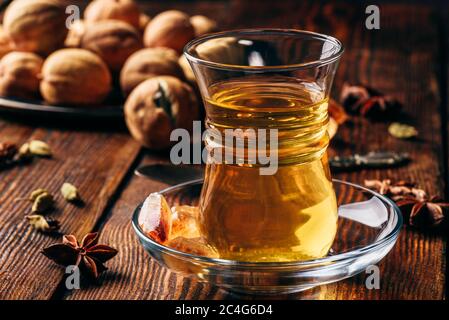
42,232,118,280
396,196,449,227
364,179,426,200
340,83,401,119
359,96,402,119
340,82,372,113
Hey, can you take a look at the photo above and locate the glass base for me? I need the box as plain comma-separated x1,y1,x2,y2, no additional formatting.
132,179,402,295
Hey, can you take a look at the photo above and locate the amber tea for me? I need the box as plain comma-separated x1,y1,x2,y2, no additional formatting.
185,29,343,263
199,77,338,262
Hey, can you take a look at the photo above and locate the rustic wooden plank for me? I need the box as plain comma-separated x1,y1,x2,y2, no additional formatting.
0,117,141,299
326,2,446,299
69,1,445,300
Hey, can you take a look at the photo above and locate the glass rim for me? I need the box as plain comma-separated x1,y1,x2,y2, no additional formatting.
132,178,402,268
183,28,345,72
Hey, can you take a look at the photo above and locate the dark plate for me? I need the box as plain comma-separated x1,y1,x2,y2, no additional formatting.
0,95,123,120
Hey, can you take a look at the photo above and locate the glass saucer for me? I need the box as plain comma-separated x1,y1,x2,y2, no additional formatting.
132,179,402,295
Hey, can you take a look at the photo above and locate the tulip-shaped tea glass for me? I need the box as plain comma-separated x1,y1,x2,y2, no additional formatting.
185,29,344,262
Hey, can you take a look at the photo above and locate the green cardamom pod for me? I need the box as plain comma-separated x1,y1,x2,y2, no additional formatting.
17,142,32,159
32,192,54,213
26,215,59,232
29,140,52,157
29,188,49,201
388,123,418,139
61,182,80,202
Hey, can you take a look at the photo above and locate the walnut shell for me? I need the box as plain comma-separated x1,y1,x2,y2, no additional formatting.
193,37,245,65
64,19,88,48
3,0,68,55
120,47,184,97
0,26,13,59
178,55,196,84
124,76,199,149
84,0,141,29
0,52,43,99
143,10,194,53
40,48,112,105
80,20,142,72
190,15,217,36
139,13,151,33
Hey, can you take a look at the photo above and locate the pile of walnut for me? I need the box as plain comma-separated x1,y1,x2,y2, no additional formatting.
138,193,218,258
0,0,218,149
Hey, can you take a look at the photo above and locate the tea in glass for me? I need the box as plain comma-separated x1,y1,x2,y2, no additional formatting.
185,30,344,262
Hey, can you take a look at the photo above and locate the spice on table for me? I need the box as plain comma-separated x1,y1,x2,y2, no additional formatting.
28,140,52,157
31,191,54,213
364,179,427,201
340,83,371,113
26,215,60,232
0,142,18,168
340,83,401,119
364,179,448,227
61,182,80,202
388,122,418,139
396,196,449,228
359,96,402,118
29,188,50,201
17,143,32,160
330,151,410,171
42,232,118,280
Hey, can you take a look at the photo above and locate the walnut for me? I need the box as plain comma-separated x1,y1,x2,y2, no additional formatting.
64,19,88,48
80,20,142,72
0,52,43,100
192,37,245,65
120,47,184,96
178,55,196,84
3,0,68,55
84,0,141,30
138,13,151,33
124,76,199,149
40,48,112,105
143,10,195,53
0,26,13,59
190,15,218,36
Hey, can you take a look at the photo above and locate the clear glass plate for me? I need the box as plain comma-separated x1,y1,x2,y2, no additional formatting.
132,179,402,295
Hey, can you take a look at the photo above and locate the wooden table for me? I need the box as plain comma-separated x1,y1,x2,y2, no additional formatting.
0,0,446,300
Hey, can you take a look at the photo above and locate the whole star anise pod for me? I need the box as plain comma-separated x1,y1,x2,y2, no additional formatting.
364,179,425,200
340,83,401,119
340,82,374,113
396,196,449,227
42,232,118,280
359,96,402,119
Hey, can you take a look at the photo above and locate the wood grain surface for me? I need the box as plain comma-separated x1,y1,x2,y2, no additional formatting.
0,0,446,300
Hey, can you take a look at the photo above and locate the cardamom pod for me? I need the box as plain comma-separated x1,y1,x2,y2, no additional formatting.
29,188,49,201
17,142,32,160
388,123,418,139
60,182,80,202
32,192,54,213
26,215,60,232
28,140,52,157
